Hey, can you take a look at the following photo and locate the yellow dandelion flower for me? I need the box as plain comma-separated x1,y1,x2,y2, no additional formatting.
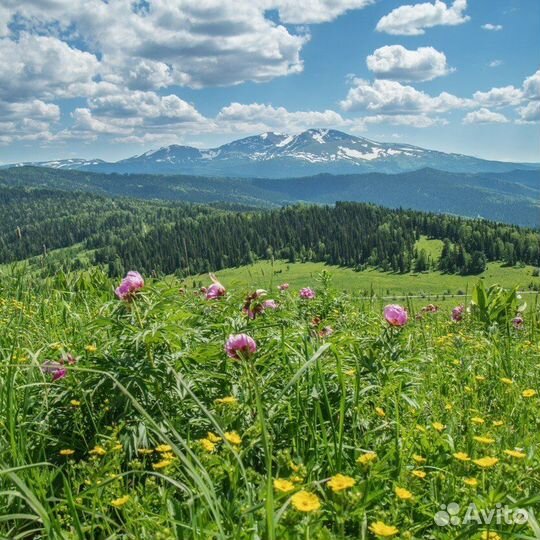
327,473,355,492
471,417,485,425
473,456,499,468
500,377,513,385
111,495,129,508
492,420,504,427
207,432,221,443
375,407,386,417
369,521,399,537
153,459,172,470
214,396,238,405
273,478,295,493
504,449,526,459
481,532,501,540
224,431,242,445
453,452,470,462
199,438,216,453
473,436,495,445
522,389,536,398
59,449,75,456
85,345,97,353
432,422,445,432
89,445,106,456
357,452,377,465
290,490,321,512
412,454,426,464
155,444,172,453
395,486,413,500
70,400,81,407
463,477,478,487
411,469,426,479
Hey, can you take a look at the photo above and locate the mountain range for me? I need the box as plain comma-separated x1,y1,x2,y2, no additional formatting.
6,129,539,177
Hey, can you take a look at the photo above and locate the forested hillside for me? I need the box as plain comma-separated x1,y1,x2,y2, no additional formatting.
1,186,538,277
1,166,538,227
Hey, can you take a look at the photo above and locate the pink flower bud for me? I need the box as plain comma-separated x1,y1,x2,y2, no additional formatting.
225,334,257,359
384,304,408,326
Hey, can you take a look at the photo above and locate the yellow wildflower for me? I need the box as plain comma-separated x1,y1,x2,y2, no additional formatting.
395,486,413,500
214,396,238,405
475,375,486,382
492,420,504,427
59,449,75,456
453,452,470,462
473,436,495,445
375,407,386,417
199,438,216,453
471,417,485,425
504,449,526,459
481,532,501,540
500,377,513,385
155,444,172,453
290,474,304,483
153,459,172,470
463,477,478,487
85,345,97,353
289,461,301,472
89,446,106,456
522,389,536,398
432,422,445,432
137,448,153,455
473,457,499,468
327,474,355,492
290,490,321,512
273,478,295,493
411,469,426,479
357,452,377,465
369,521,399,537
412,454,426,464
70,400,81,407
224,431,242,445
207,432,221,443
111,495,129,508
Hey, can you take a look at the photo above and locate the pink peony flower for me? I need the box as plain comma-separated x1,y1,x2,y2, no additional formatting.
512,315,524,329
225,334,257,359
41,360,67,381
278,283,289,292
205,273,226,300
452,305,465,322
115,271,144,300
263,299,278,310
384,304,408,326
299,287,316,300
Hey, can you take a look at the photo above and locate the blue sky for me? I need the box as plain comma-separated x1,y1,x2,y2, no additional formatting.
0,0,539,163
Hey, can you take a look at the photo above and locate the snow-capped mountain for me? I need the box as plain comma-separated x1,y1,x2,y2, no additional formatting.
5,129,538,177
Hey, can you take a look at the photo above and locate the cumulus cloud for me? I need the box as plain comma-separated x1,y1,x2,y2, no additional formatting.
216,102,348,133
481,23,502,31
376,0,470,36
272,0,374,24
517,101,540,123
463,108,509,124
366,45,452,82
522,69,540,100
473,85,524,108
340,78,473,114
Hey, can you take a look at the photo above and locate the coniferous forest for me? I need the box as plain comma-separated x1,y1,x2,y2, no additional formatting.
0,185,538,277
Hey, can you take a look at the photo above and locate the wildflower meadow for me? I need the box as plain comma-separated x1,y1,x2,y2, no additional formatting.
0,268,539,539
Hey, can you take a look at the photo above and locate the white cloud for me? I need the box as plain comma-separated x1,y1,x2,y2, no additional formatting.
523,69,540,100
488,60,503,68
473,85,524,107
376,0,470,36
481,23,502,31
0,32,99,101
517,101,540,123
272,0,374,24
463,108,509,124
366,45,452,82
340,78,473,114
216,102,348,133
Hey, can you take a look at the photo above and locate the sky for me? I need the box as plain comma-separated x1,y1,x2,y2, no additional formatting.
0,0,539,164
